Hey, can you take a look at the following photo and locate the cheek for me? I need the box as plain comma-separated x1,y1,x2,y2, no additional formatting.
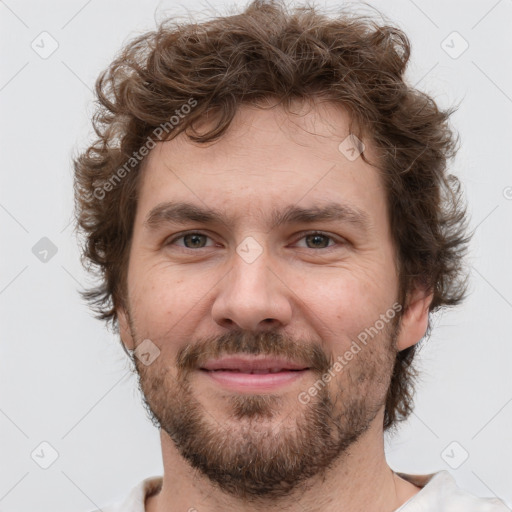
129,261,222,341
301,268,395,345
128,262,185,328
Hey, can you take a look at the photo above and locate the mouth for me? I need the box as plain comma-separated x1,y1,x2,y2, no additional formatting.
199,356,311,391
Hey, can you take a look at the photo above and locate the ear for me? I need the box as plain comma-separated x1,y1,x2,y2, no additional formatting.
396,286,434,351
118,306,136,351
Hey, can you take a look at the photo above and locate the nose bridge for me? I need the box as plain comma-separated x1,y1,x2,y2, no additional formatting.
211,236,292,331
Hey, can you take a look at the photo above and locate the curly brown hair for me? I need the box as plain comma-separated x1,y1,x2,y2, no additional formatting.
73,0,471,432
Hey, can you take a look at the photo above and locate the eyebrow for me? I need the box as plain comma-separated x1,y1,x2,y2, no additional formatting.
144,200,371,233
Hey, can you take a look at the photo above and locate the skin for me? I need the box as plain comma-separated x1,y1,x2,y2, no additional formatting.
118,98,432,512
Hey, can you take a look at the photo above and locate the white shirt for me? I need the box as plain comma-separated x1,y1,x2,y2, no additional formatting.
92,470,511,511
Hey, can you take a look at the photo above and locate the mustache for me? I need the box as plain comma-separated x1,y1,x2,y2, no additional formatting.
175,330,332,376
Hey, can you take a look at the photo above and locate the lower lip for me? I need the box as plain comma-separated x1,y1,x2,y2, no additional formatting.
200,369,309,392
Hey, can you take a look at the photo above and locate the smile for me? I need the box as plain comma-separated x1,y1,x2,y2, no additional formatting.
198,355,310,391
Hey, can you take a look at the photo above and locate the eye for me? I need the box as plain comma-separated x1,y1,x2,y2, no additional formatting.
165,231,216,250
164,230,345,252
293,231,342,250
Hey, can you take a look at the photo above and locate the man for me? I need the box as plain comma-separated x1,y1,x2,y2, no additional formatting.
74,1,510,511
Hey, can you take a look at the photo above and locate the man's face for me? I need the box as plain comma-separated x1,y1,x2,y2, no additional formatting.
119,100,415,500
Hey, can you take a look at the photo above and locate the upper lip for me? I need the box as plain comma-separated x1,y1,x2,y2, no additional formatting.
200,356,309,372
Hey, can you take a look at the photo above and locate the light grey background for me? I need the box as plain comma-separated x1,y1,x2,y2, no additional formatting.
1,0,511,510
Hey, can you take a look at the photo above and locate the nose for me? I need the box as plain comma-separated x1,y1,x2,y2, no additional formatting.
211,246,293,332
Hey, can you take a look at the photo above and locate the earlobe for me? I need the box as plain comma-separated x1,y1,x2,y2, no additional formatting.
118,307,136,351
395,287,434,351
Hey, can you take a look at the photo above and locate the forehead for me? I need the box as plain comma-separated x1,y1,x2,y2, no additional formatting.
135,100,386,232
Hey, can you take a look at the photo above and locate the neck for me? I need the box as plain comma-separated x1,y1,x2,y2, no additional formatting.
145,413,421,512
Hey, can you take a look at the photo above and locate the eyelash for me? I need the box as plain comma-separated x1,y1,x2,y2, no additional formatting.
165,230,344,252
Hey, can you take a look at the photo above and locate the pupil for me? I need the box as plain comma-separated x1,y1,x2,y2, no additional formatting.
308,234,328,248
185,234,205,248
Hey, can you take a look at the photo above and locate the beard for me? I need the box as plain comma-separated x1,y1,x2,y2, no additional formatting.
127,314,400,503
